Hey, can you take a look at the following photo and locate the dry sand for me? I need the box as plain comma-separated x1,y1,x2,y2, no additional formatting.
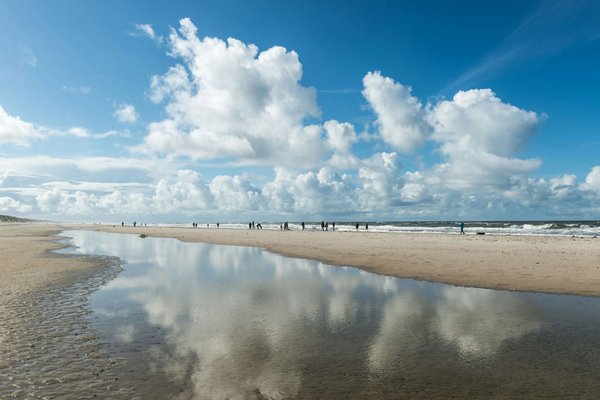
81,224,600,297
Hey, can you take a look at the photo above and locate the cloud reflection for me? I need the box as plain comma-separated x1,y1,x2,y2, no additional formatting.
69,231,543,398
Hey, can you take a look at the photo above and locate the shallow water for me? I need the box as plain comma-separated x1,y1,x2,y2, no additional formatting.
64,230,600,399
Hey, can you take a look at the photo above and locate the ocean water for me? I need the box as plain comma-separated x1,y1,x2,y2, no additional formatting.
47,230,600,399
150,220,600,237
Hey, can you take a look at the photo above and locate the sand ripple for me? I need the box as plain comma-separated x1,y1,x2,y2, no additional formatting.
0,255,134,399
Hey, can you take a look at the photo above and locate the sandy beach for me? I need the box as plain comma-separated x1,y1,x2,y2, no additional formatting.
0,223,127,398
2,222,600,398
74,223,600,297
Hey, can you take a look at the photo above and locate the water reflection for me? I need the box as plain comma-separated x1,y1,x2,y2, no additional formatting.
65,230,600,399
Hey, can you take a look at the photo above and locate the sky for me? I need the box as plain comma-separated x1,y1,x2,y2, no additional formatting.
1,0,600,223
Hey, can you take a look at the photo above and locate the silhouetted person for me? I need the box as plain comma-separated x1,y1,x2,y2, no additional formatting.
355,222,359,231
133,221,136,227
321,221,325,231
217,223,220,229
249,222,252,229
301,221,305,230
332,222,336,231
121,222,124,227
325,222,329,231
366,223,369,231
460,222,465,234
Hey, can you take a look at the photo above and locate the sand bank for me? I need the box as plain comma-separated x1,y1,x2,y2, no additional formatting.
81,224,600,297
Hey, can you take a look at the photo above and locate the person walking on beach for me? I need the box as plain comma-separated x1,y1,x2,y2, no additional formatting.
366,223,369,231
460,222,465,234
332,222,336,231
321,221,325,231
301,221,305,230
355,222,359,231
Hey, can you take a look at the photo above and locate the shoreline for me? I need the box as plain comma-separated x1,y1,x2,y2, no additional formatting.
75,223,600,297
0,223,127,398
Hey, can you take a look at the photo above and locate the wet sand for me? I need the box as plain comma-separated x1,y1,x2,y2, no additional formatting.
83,224,600,297
0,223,130,399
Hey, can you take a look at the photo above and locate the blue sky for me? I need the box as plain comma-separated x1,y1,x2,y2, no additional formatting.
1,0,599,222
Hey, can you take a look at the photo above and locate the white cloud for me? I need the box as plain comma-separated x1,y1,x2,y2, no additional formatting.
357,152,403,208
0,104,42,146
0,104,128,146
430,89,540,158
131,23,163,43
362,71,431,154
114,104,138,124
583,166,600,192
427,88,542,191
140,18,326,167
0,196,32,213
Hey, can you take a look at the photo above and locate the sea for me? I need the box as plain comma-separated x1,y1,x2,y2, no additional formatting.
147,220,600,238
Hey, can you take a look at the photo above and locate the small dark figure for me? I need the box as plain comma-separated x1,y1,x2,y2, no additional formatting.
460,222,465,234
280,224,283,230
217,223,220,229
355,222,359,231
321,221,325,231
257,223,262,229
301,221,305,230
121,222,124,227
284,221,289,230
252,221,255,229
325,222,329,231
332,222,336,231
133,221,136,227
366,223,369,231
207,223,209,228
249,222,252,229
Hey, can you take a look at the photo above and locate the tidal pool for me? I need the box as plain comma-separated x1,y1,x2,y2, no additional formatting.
65,230,600,399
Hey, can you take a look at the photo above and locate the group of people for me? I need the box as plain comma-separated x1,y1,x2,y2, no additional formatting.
192,222,220,228
122,221,147,227
249,221,263,229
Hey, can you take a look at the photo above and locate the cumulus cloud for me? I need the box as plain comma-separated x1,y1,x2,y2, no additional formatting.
114,103,138,124
324,120,359,169
362,71,431,153
583,166,600,192
140,18,326,167
0,196,32,213
361,73,544,196
430,89,540,157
